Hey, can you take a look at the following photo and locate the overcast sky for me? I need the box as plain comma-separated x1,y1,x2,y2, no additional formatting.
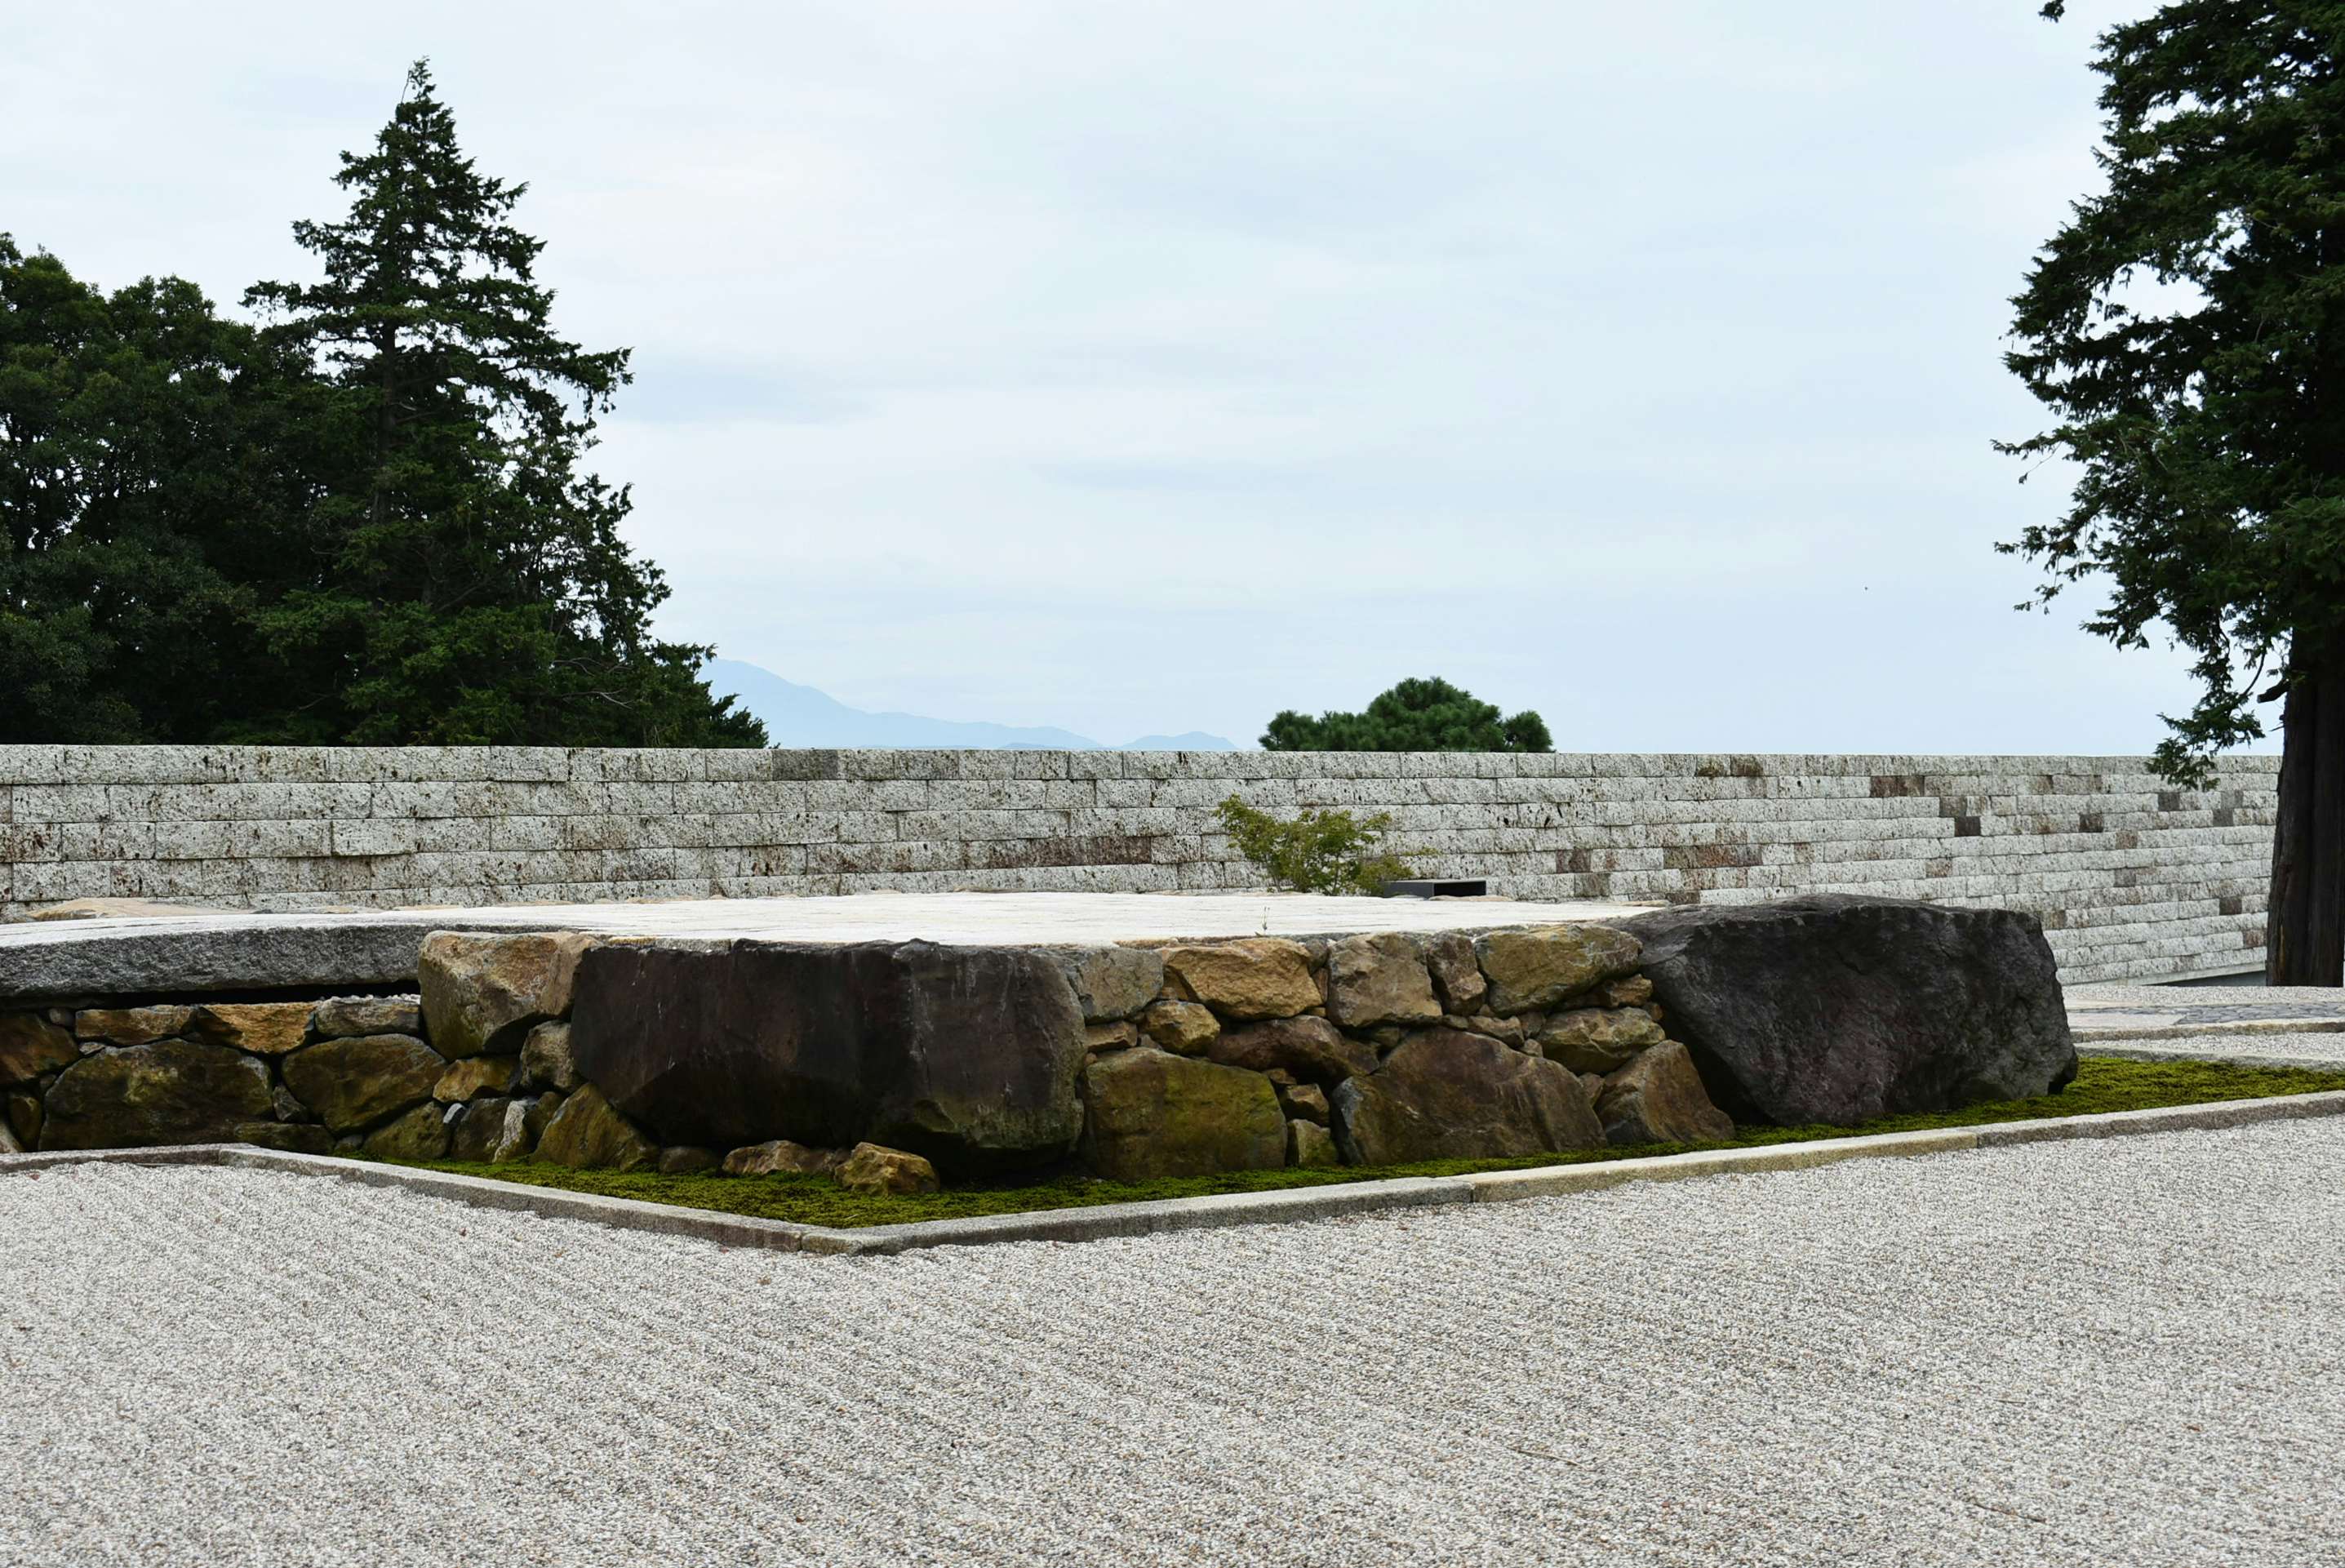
6,0,2255,753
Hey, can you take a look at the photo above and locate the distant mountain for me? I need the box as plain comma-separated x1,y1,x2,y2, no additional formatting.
705,660,1237,751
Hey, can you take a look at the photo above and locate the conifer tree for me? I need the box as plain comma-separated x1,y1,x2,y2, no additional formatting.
1261,677,1552,752
245,60,762,746
2007,4,2345,982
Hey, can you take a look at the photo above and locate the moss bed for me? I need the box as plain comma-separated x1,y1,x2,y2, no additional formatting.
378,1056,2345,1230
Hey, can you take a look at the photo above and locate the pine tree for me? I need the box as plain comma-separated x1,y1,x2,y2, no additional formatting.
1260,677,1552,752
245,60,762,746
2006,4,2345,982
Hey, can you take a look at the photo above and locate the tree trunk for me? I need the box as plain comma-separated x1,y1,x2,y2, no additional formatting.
2267,633,2345,984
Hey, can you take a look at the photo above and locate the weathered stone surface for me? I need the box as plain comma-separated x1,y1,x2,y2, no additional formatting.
1534,1008,1667,1073
1047,945,1165,1023
40,1040,273,1149
1420,932,1488,1014
722,1139,843,1176
1158,939,1319,1019
1275,1080,1330,1126
1139,1000,1219,1055
363,1103,453,1161
189,1002,313,1056
280,1034,445,1133
533,1083,656,1171
1446,1013,1525,1046
420,931,596,1059
1472,926,1643,1015
8,1089,44,1146
311,995,423,1039
1085,1021,1140,1053
1325,933,1442,1028
1078,1048,1286,1181
571,939,1087,1174
1,1013,78,1086
1288,1118,1340,1168
272,1083,313,1123
837,1142,940,1195
517,1019,581,1091
447,1097,514,1162
234,1121,335,1156
1332,1030,1605,1166
0,1117,18,1156
1596,1042,1734,1147
1206,1015,1379,1085
71,1006,195,1047
433,1055,518,1102
1588,974,1654,1009
1625,895,2076,1125
658,1145,720,1175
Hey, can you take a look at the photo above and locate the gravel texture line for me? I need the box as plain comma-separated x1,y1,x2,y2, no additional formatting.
2086,1034,2345,1073
7,1126,2344,1566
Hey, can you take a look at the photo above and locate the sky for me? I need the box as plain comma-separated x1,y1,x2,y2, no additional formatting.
3,0,2263,754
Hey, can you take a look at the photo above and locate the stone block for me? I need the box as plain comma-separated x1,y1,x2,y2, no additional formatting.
1078,1049,1286,1181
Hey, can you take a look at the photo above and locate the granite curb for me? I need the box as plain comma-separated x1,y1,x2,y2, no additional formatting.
7,1090,2344,1253
2074,1017,2345,1042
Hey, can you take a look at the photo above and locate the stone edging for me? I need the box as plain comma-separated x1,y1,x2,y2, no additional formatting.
7,1089,2343,1255
2074,1017,2345,1042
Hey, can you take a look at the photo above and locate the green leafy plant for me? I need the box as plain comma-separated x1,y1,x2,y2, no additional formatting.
1215,796,1418,895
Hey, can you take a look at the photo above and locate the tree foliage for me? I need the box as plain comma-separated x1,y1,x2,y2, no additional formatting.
1259,677,1552,753
2001,1,2345,785
0,61,761,747
1215,796,1418,895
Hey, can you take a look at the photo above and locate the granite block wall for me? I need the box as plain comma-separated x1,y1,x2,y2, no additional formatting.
0,747,2280,983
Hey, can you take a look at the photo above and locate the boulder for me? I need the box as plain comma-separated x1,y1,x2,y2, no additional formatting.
1158,939,1319,1019
1206,1015,1379,1085
570,939,1087,1174
72,1006,194,1047
1287,1118,1341,1168
1472,926,1643,1015
836,1142,941,1195
0,1118,17,1156
1624,895,2076,1125
233,1122,334,1156
533,1083,656,1171
419,931,596,1058
433,1055,517,1102
1138,1001,1219,1055
0,1013,78,1086
722,1139,843,1176
1534,1008,1666,1073
517,1019,581,1092
271,1084,313,1123
1046,946,1165,1023
189,1002,313,1056
39,1040,273,1149
1325,934,1442,1028
7,1090,42,1146
658,1145,721,1175
281,1034,445,1133
1332,1030,1605,1166
362,1104,453,1161
1420,932,1488,1014
1596,1042,1735,1147
447,1098,515,1162
1078,1049,1286,1181
1085,1021,1140,1053
311,996,423,1039
1588,975,1654,1009
1275,1080,1330,1126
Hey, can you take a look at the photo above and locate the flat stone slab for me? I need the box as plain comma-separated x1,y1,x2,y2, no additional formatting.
0,891,1654,1002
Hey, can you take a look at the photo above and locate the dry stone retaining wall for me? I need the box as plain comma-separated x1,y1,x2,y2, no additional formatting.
0,746,2280,984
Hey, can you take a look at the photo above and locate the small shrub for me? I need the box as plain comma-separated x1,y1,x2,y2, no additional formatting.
1215,796,1418,895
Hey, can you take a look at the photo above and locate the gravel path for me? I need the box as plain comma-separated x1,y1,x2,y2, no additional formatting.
7,1128,2344,1567
2068,983,2345,1028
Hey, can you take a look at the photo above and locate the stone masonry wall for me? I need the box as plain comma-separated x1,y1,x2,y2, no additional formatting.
0,746,2281,984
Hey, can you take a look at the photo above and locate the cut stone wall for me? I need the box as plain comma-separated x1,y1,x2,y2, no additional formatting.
0,746,2280,983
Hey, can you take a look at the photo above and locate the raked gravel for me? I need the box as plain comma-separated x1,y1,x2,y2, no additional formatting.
7,1124,2345,1568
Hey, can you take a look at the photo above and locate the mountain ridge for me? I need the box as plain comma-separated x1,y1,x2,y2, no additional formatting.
704,660,1237,751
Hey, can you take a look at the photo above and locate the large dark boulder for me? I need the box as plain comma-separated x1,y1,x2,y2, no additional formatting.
569,939,1087,1174
40,1040,273,1150
1331,1031,1605,1166
1078,1049,1286,1180
1623,895,2075,1126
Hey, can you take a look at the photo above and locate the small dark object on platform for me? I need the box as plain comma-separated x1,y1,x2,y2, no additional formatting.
1382,879,1488,899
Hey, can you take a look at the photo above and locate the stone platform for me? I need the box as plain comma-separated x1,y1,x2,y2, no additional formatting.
2,894,2076,1184
0,891,1655,1002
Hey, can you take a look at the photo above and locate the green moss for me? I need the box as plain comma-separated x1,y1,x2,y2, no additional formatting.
380,1056,2345,1230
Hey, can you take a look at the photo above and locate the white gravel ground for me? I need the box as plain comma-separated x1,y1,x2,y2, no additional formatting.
7,1126,2344,1568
